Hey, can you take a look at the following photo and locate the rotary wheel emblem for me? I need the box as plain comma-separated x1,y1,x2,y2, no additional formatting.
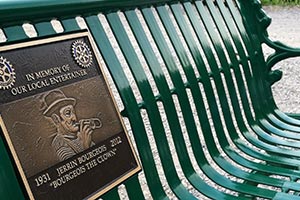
0,56,16,90
72,40,93,68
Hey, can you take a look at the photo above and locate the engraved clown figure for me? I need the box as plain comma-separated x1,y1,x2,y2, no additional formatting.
43,90,100,161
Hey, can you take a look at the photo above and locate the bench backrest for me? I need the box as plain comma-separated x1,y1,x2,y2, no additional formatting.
0,0,277,199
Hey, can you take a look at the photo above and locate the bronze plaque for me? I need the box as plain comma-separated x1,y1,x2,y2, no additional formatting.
0,32,141,200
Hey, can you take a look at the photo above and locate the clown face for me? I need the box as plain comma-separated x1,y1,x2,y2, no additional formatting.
59,105,79,134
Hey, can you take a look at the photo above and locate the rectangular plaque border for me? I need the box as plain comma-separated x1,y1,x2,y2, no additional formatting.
0,31,141,200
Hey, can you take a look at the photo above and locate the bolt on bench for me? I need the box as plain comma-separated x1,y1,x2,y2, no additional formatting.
1,0,300,199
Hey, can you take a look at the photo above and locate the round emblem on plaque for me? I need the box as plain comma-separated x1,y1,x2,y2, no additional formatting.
0,56,16,90
72,40,93,68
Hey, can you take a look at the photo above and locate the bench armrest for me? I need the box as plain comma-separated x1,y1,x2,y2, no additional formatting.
263,35,300,117
264,32,300,70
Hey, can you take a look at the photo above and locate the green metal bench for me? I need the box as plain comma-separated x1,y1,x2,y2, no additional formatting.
1,0,300,199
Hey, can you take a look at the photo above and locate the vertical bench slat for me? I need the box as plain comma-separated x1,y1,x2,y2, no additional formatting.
206,0,260,160
171,1,298,198
182,2,232,152
190,1,288,170
104,12,177,200
234,1,300,135
224,0,266,134
3,26,28,42
227,0,256,55
215,0,255,124
169,3,222,174
232,0,273,119
156,3,263,199
156,4,251,197
206,0,250,122
34,22,57,36
84,15,168,200
83,16,150,200
220,1,292,164
196,0,245,133
126,6,244,199
124,9,240,200
107,11,198,200
198,0,257,160
142,5,212,189
61,18,80,32
186,2,300,192
210,0,300,180
137,5,237,199
208,2,298,190
141,7,203,155
124,175,145,200
168,2,298,199
194,0,242,144
226,0,257,78
158,1,229,173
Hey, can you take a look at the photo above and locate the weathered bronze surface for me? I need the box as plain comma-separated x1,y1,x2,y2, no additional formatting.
0,32,140,200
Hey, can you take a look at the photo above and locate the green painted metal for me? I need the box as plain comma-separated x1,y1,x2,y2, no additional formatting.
61,19,80,32
84,15,170,200
34,22,57,36
3,26,28,42
124,9,239,200
1,0,300,199
0,0,179,27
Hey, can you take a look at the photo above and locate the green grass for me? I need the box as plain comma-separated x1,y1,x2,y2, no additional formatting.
261,0,300,5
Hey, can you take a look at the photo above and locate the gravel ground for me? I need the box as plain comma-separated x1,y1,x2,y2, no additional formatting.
263,6,300,114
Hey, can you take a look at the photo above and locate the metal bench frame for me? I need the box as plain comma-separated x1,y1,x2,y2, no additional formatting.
1,0,300,199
